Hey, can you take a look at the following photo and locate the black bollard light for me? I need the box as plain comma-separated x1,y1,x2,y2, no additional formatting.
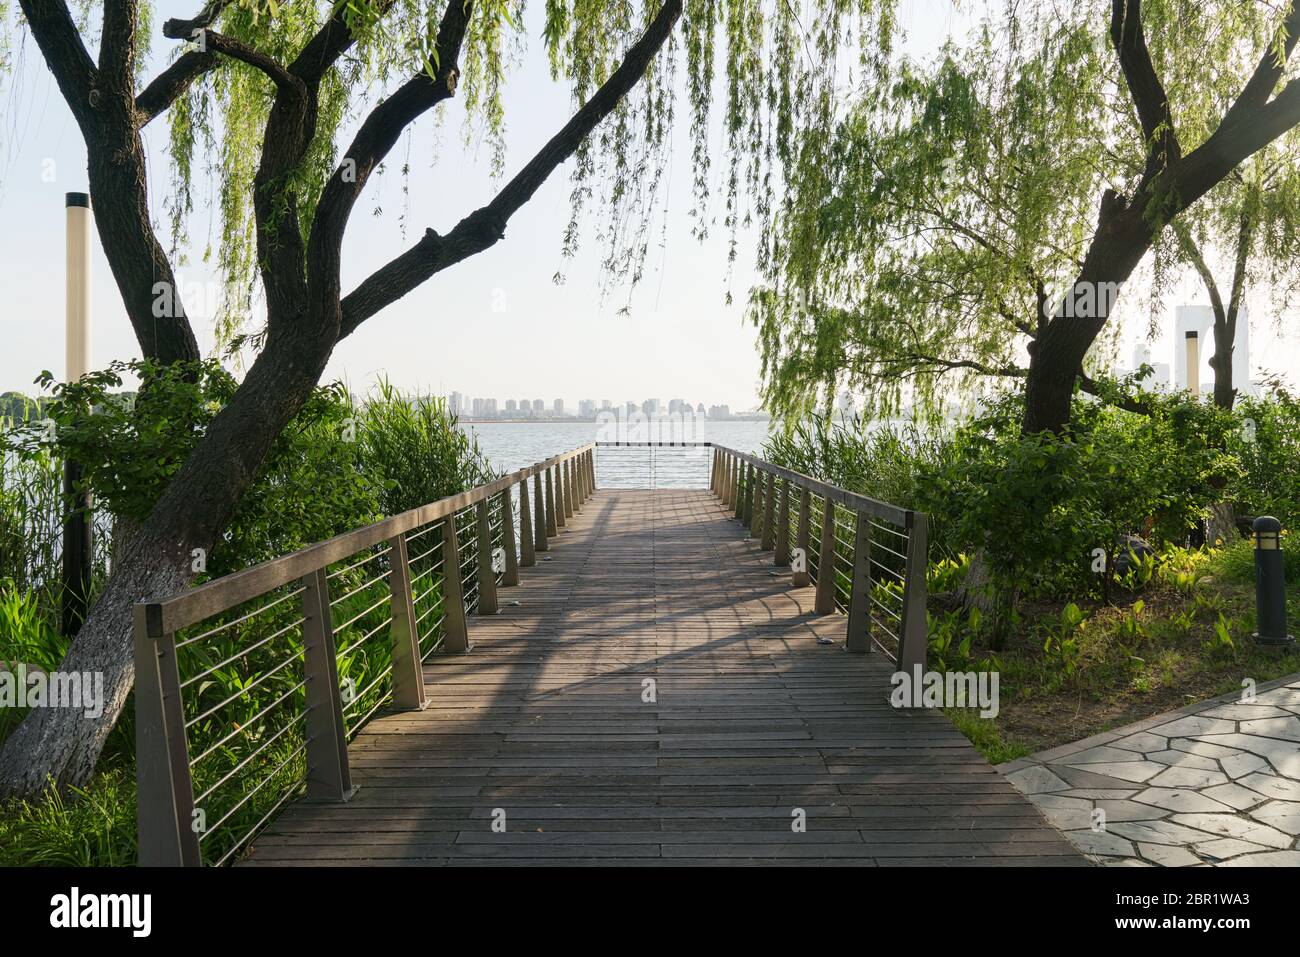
1252,516,1294,649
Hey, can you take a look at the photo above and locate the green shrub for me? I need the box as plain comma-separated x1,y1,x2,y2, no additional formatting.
357,378,495,516
1229,387,1300,528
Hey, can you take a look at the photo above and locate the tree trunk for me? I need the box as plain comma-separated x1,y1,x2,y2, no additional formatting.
1209,325,1236,410
1022,193,1155,434
0,528,188,796
0,329,333,796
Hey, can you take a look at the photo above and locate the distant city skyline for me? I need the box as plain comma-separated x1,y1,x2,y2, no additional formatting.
447,390,764,418
447,390,763,421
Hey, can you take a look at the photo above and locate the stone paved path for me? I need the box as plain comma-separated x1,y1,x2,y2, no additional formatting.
999,673,1300,866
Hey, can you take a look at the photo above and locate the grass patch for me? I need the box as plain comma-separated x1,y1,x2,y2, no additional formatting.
0,769,136,866
938,544,1300,761
945,708,1032,765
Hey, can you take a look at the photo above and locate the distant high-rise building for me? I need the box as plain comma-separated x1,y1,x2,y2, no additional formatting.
709,404,731,419
642,398,660,416
668,399,683,415
554,398,565,416
601,399,612,410
449,391,463,416
505,399,518,414
696,403,706,417
533,399,545,413
578,399,596,417
625,401,638,416
520,399,531,415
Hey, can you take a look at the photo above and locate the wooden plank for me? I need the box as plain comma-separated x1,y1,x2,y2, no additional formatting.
241,489,1081,868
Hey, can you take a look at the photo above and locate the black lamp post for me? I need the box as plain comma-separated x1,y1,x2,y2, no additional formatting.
1252,516,1294,649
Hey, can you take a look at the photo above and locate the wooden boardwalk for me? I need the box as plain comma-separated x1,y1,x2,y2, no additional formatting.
243,489,1083,866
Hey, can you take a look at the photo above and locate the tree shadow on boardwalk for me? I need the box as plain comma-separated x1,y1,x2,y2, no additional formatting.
243,491,1085,866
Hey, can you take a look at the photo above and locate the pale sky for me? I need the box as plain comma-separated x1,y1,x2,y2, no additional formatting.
1,1,1295,408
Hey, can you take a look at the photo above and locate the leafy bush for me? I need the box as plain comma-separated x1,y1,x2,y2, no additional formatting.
765,387,1285,615
1229,386,1300,528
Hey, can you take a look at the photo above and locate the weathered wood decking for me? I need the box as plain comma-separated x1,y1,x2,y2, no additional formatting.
244,489,1083,866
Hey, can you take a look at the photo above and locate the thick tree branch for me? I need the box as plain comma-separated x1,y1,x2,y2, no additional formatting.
1110,0,1180,180
337,0,685,338
162,0,234,38
99,0,139,94
15,0,96,119
135,49,219,124
1224,1,1300,121
289,0,399,84
163,21,300,94
306,0,474,311
134,0,233,124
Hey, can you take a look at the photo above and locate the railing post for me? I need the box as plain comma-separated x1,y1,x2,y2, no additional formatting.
499,488,519,586
898,512,929,673
761,471,776,551
734,462,746,519
476,498,499,615
440,515,471,652
519,478,536,567
711,450,720,494
388,533,429,710
588,449,597,492
564,459,576,517
574,454,586,505
846,513,872,653
554,465,567,529
794,487,812,587
133,606,202,866
301,567,354,801
748,467,762,539
534,472,550,551
545,466,559,536
775,479,791,566
815,496,837,614
728,456,739,511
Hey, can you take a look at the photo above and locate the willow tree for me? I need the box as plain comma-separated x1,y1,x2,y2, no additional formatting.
1162,143,1300,409
754,0,1300,434
0,0,898,797
752,6,1115,423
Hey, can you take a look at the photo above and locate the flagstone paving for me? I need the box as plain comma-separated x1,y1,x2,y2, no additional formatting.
999,673,1300,867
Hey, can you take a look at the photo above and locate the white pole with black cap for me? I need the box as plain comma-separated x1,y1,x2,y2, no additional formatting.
63,191,94,636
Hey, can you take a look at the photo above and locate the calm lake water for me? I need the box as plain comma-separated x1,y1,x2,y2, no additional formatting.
459,419,774,487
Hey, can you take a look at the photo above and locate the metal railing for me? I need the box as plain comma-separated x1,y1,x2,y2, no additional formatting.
132,445,596,866
594,441,715,488
708,445,928,672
